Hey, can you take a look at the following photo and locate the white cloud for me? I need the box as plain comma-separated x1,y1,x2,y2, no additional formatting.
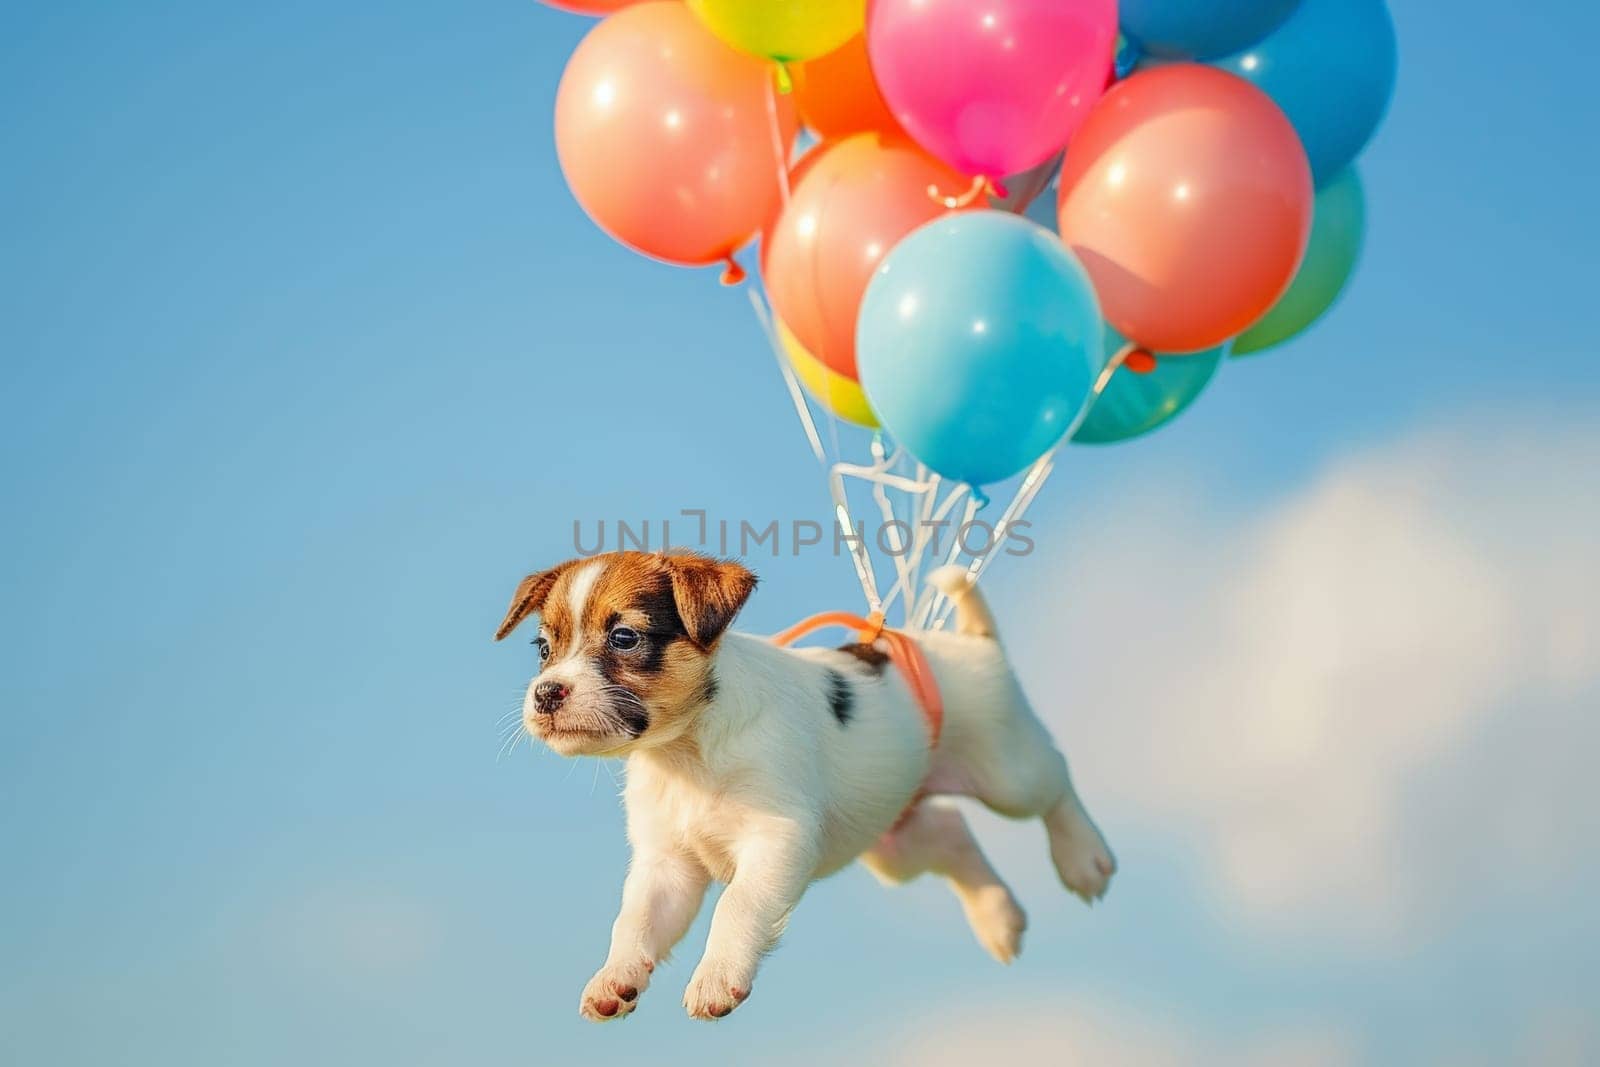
1008,415,1600,944
837,993,1353,1067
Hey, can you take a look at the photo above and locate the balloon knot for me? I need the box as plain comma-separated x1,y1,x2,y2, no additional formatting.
774,63,794,95
1125,349,1157,375
719,255,747,287
971,488,991,510
929,174,990,210
986,177,1009,200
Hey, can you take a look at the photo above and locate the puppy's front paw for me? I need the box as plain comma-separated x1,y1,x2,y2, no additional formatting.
683,957,753,1021
579,957,653,1022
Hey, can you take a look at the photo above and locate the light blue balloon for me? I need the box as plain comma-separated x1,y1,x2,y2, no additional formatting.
1216,0,1397,186
857,212,1105,486
1122,0,1300,61
1073,330,1224,445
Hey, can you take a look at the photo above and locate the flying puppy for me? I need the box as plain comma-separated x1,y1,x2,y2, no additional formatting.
494,550,1113,1022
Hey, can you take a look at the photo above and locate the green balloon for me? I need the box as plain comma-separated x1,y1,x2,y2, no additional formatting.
1073,330,1224,445
1233,167,1366,356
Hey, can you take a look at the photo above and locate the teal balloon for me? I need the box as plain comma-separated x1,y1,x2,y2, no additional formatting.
1073,330,1223,445
858,212,1105,485
1234,167,1365,356
1216,0,1396,186
1122,0,1300,61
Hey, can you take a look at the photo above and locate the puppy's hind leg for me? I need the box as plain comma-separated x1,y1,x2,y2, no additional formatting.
1043,771,1116,904
926,566,1114,901
966,717,1116,904
861,799,1026,963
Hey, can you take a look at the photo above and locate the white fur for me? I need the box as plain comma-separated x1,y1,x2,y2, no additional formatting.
532,562,616,750
566,569,1115,1022
546,560,602,677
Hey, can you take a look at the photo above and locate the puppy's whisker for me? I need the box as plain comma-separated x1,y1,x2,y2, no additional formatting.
496,720,529,762
496,733,518,763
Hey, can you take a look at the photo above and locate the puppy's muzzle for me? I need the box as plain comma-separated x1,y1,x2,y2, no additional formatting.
533,680,570,714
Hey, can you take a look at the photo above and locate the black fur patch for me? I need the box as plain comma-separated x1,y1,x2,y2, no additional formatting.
632,634,670,675
595,650,652,737
836,642,890,672
698,671,719,707
826,669,853,726
616,700,650,737
629,578,688,674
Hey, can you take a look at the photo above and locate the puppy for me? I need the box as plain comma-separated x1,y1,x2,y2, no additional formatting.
495,550,1113,1021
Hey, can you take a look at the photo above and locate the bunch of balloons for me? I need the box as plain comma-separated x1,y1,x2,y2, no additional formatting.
546,0,1395,486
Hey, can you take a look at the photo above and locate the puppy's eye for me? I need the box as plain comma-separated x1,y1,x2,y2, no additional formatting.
608,627,641,652
533,636,550,662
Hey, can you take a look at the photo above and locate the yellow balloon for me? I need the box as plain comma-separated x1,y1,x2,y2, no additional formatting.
687,0,864,65
776,317,878,428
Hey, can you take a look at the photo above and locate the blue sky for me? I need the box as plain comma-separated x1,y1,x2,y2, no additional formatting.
2,1,1597,1063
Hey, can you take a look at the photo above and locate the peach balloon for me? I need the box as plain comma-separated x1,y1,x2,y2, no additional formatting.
1056,64,1313,353
790,34,905,143
555,2,797,278
763,133,968,380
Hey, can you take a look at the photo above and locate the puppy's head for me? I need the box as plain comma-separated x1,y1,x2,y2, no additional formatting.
494,552,757,756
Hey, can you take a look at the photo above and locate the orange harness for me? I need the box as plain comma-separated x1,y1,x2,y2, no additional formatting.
771,611,944,748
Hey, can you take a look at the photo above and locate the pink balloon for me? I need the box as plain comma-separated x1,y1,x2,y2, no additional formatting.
867,0,1118,179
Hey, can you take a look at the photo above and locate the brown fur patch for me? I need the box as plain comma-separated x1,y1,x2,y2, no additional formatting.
664,555,758,649
836,642,890,672
494,560,575,640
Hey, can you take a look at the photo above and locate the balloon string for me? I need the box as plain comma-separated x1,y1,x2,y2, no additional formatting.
904,480,974,629
747,282,825,463
827,446,1054,633
927,454,1055,631
1095,341,1138,393
1068,340,1142,438
868,443,921,626
764,77,791,205
828,463,885,616
928,173,998,207
833,448,944,623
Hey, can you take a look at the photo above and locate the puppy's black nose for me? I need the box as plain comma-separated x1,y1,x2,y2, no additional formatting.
534,680,570,713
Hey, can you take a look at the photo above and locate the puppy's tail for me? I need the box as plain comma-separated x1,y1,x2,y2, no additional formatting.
927,566,997,638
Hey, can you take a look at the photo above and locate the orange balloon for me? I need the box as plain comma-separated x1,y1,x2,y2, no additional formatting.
763,133,968,380
790,34,905,143
555,2,797,276
1056,64,1313,353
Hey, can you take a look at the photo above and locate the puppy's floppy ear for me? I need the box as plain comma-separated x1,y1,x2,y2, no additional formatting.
494,562,572,641
665,555,757,649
